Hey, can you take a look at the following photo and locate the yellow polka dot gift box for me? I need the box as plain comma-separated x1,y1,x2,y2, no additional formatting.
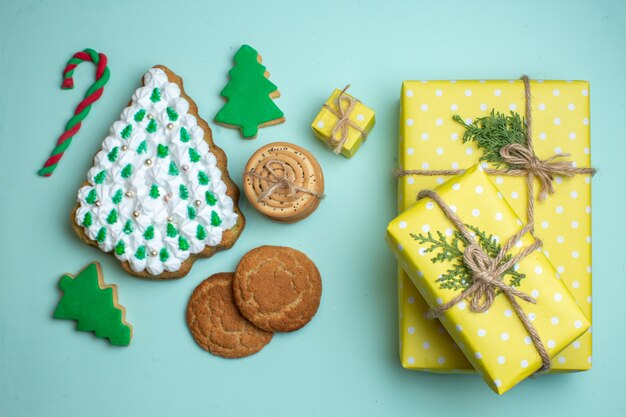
396,79,593,375
386,165,590,394
311,87,375,158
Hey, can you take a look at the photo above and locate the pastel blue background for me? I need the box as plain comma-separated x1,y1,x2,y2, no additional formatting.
1,0,625,415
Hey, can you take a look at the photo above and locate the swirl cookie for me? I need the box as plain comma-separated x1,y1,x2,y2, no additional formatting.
72,66,245,280
243,142,324,223
233,246,322,332
186,272,273,358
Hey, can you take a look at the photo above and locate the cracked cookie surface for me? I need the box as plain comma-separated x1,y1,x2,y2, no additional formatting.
186,272,272,358
233,246,322,332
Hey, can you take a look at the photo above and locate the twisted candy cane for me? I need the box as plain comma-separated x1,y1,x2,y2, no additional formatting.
38,48,110,177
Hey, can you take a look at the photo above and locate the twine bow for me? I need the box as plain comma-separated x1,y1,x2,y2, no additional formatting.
502,75,595,201
245,159,324,202
418,189,551,371
394,75,596,234
498,143,592,201
322,85,367,154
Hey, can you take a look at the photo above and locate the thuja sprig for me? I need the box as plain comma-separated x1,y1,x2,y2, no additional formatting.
411,224,526,292
452,110,528,169
411,230,464,263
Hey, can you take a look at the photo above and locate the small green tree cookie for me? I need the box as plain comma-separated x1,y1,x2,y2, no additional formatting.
53,262,132,346
215,44,285,138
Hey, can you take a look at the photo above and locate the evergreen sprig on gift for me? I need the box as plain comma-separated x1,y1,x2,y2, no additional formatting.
452,110,528,169
411,224,526,291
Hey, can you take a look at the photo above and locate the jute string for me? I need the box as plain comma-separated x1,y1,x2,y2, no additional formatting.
395,75,596,235
322,85,367,154
418,189,551,371
245,159,324,202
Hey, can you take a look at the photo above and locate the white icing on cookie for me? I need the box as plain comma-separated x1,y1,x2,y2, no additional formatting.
75,68,237,275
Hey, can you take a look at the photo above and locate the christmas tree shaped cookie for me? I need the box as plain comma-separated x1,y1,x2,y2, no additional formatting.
215,45,285,138
73,66,245,279
54,262,132,346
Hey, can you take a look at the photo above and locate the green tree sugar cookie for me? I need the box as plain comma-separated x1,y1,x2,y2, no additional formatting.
215,45,285,138
53,262,132,346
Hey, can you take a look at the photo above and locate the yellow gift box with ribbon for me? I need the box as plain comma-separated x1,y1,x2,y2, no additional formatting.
396,79,593,373
311,86,375,158
387,165,590,394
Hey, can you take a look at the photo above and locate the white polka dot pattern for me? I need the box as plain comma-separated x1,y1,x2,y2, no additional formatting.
389,165,590,394
396,80,592,378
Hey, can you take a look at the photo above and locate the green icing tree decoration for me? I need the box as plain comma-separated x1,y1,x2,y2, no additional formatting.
112,189,123,204
135,246,146,260
453,110,528,169
53,262,132,346
411,224,525,292
144,225,155,240
107,146,119,162
147,119,157,133
121,124,133,139
215,44,284,138
115,240,126,255
166,222,178,238
159,248,169,262
168,161,179,176
106,209,118,224
166,107,179,121
180,127,190,142
189,148,201,162
123,220,133,234
179,184,189,200
157,144,169,158
149,184,160,199
121,163,133,178
205,191,217,206
210,210,222,226
179,236,190,251
82,212,93,227
187,206,196,220
86,189,98,204
96,227,107,243
137,140,147,154
196,224,206,240
134,109,146,122
198,171,209,185
150,87,161,103
94,170,106,184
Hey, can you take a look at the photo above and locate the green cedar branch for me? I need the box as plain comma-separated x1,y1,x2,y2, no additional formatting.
453,110,528,169
411,224,526,292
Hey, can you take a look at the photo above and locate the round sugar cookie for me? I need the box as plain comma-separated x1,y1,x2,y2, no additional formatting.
233,246,322,332
186,272,273,358
243,142,324,223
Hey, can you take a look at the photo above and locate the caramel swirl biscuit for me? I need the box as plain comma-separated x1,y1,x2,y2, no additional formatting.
243,142,324,223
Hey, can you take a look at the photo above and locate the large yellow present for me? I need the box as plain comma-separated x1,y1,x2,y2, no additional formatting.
397,79,593,373
387,165,590,394
311,86,375,158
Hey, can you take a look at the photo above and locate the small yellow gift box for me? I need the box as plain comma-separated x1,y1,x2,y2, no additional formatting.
387,166,590,394
397,79,593,373
311,86,375,158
